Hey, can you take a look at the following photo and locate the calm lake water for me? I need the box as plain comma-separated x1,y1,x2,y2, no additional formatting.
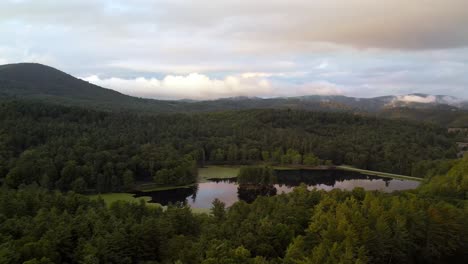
134,169,420,208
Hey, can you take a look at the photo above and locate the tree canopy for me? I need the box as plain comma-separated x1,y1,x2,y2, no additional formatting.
0,100,457,193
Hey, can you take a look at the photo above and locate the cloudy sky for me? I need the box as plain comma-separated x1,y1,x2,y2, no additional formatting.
1,0,468,100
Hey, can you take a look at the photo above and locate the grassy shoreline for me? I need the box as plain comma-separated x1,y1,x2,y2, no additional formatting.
136,183,195,192
197,165,240,182
89,165,422,211
88,193,161,207
336,165,423,181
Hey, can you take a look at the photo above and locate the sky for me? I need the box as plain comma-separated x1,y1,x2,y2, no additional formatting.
1,0,468,100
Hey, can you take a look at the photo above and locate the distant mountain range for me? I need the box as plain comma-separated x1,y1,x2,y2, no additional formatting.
1,63,467,126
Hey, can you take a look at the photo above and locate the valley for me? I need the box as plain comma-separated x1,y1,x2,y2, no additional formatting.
0,63,466,264
1,1,468,262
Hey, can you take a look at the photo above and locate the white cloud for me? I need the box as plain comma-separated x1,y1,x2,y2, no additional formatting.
396,95,436,103
82,73,273,100
241,72,275,78
0,45,58,67
316,61,329,70
2,1,468,99
81,73,342,100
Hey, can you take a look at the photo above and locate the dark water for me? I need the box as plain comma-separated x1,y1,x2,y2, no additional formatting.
134,169,420,208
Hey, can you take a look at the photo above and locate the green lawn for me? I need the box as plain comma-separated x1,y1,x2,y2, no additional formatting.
88,193,161,207
198,166,240,182
137,183,195,192
88,193,213,214
272,166,299,171
88,166,241,212
337,165,423,181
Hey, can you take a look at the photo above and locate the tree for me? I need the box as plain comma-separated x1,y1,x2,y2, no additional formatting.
211,198,226,222
122,170,135,191
71,177,87,193
303,153,320,166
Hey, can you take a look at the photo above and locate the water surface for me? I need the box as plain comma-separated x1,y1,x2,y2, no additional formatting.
134,169,420,208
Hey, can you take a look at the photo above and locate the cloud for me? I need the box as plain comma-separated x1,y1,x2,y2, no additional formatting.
0,45,58,67
1,1,468,99
1,0,468,51
82,73,273,100
241,72,276,78
81,73,342,100
396,95,437,103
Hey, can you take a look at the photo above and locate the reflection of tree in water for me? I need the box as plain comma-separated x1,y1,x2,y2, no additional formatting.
133,185,199,206
236,167,278,203
274,169,390,188
209,178,237,183
190,184,199,203
384,178,391,187
237,184,277,203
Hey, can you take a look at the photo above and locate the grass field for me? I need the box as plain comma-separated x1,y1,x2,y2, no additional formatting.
198,166,240,182
136,183,195,192
134,166,241,191
88,166,240,212
337,165,423,181
88,193,161,207
88,193,213,213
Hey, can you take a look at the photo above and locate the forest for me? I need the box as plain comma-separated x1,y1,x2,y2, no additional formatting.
0,98,466,263
0,100,457,193
0,154,466,264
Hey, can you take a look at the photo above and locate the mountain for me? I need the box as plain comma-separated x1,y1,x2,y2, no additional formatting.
0,63,185,113
1,63,467,126
0,63,354,113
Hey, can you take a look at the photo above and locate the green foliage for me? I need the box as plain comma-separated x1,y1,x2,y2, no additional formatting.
0,159,467,264
211,198,226,222
0,64,466,263
411,159,457,178
0,100,457,194
303,153,321,166
419,155,468,199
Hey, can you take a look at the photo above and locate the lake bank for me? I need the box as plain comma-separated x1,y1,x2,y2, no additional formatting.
336,165,423,181
134,167,421,208
90,165,422,210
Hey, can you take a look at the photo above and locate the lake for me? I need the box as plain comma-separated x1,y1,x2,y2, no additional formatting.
134,168,420,208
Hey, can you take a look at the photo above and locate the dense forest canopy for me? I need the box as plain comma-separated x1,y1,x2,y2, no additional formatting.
0,100,457,193
0,155,466,264
0,89,465,263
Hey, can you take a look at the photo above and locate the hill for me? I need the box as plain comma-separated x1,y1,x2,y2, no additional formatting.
1,63,467,126
0,63,185,113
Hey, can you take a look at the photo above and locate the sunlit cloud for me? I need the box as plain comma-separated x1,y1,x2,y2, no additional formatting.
82,73,273,99
81,73,342,100
396,95,437,104
0,0,467,99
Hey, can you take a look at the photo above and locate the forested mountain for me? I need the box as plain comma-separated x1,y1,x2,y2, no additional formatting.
379,107,468,127
1,63,467,127
0,64,466,264
0,100,456,193
0,63,186,113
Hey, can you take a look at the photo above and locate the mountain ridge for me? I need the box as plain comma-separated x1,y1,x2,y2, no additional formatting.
1,63,467,123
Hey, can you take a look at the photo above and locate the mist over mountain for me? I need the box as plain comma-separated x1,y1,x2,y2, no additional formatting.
1,63,467,126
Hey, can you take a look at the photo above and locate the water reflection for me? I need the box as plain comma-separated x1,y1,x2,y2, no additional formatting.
134,169,420,208
238,184,277,203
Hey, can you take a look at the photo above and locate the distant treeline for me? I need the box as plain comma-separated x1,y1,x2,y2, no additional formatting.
0,100,457,193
